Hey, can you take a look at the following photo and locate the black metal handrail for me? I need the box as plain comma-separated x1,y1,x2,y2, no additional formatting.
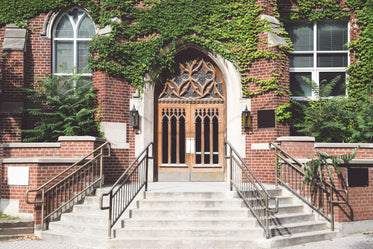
224,141,278,239
100,142,153,238
270,142,348,231
25,141,111,230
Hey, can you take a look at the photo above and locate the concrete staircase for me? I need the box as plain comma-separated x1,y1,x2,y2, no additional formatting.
41,182,336,248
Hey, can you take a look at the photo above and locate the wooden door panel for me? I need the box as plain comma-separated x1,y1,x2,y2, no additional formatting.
157,51,226,181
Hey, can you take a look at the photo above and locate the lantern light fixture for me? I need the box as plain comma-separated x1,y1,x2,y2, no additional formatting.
242,105,252,130
130,105,139,129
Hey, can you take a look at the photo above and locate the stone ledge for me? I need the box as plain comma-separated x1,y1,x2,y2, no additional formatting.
1,158,85,164
277,136,315,142
281,158,373,166
316,143,373,149
0,142,60,148
58,136,106,142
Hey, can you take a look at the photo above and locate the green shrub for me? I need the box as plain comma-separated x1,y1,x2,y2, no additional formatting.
22,73,101,142
277,76,373,143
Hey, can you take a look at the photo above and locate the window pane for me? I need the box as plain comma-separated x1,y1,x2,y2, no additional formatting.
317,21,347,51
290,54,313,67
55,16,73,38
319,72,346,96
78,41,91,73
162,117,168,164
55,41,74,73
290,72,312,97
78,16,95,38
317,54,347,67
286,22,313,51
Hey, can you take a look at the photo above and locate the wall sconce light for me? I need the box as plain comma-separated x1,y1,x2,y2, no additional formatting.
242,105,252,130
130,105,139,129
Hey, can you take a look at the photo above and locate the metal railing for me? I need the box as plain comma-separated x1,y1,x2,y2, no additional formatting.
224,141,278,238
100,142,153,238
26,141,111,230
270,143,348,231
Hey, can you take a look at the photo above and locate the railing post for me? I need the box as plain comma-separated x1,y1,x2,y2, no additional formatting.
100,147,104,188
330,187,334,231
145,146,149,191
41,188,45,231
108,192,112,238
229,147,233,191
265,194,269,238
275,146,278,187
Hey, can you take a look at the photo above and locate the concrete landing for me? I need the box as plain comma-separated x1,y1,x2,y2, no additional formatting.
147,181,230,192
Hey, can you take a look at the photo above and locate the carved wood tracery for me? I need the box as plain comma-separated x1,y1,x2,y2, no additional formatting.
159,57,224,101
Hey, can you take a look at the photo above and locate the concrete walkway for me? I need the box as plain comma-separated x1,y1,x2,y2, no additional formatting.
0,231,372,249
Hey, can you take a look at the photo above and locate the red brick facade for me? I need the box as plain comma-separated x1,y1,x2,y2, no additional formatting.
278,137,373,222
0,137,105,222
0,1,371,228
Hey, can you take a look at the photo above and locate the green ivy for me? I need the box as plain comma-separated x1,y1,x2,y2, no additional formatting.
282,0,373,99
0,0,291,97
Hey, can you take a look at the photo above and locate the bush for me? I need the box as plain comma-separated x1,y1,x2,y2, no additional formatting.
22,73,101,142
277,76,373,143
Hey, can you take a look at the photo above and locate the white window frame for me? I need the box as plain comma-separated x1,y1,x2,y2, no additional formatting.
289,21,350,100
52,8,95,81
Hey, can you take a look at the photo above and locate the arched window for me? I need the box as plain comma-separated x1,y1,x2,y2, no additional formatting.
53,7,95,83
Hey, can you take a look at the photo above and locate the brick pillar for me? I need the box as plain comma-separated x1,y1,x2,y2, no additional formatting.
244,9,290,184
0,24,27,142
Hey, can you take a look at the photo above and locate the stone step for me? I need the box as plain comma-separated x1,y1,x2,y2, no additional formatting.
115,227,264,238
137,199,244,208
129,208,250,218
60,212,108,225
48,221,107,236
0,219,34,241
270,221,328,236
107,236,270,249
0,227,34,236
122,217,257,228
0,220,33,229
270,230,337,248
145,191,234,199
72,203,108,214
42,230,106,248
240,188,283,197
84,196,104,205
269,212,314,225
94,187,114,197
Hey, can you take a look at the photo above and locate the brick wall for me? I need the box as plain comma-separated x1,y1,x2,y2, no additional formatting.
0,137,105,222
277,137,373,223
244,12,291,184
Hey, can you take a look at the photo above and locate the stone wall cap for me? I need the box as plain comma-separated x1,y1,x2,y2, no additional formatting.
260,14,280,25
1,142,60,148
315,143,373,149
2,158,85,164
277,136,315,142
282,158,373,166
58,136,106,142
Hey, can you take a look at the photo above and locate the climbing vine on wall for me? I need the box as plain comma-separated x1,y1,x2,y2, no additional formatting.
282,0,373,99
1,1,372,98
0,0,291,97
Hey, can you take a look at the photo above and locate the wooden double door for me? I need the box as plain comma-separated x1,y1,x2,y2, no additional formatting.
158,102,225,181
156,51,226,181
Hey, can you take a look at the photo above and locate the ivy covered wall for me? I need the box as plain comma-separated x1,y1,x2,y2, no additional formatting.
0,0,291,97
0,0,372,98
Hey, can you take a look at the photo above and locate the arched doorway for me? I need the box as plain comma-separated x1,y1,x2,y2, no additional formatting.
156,50,226,181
